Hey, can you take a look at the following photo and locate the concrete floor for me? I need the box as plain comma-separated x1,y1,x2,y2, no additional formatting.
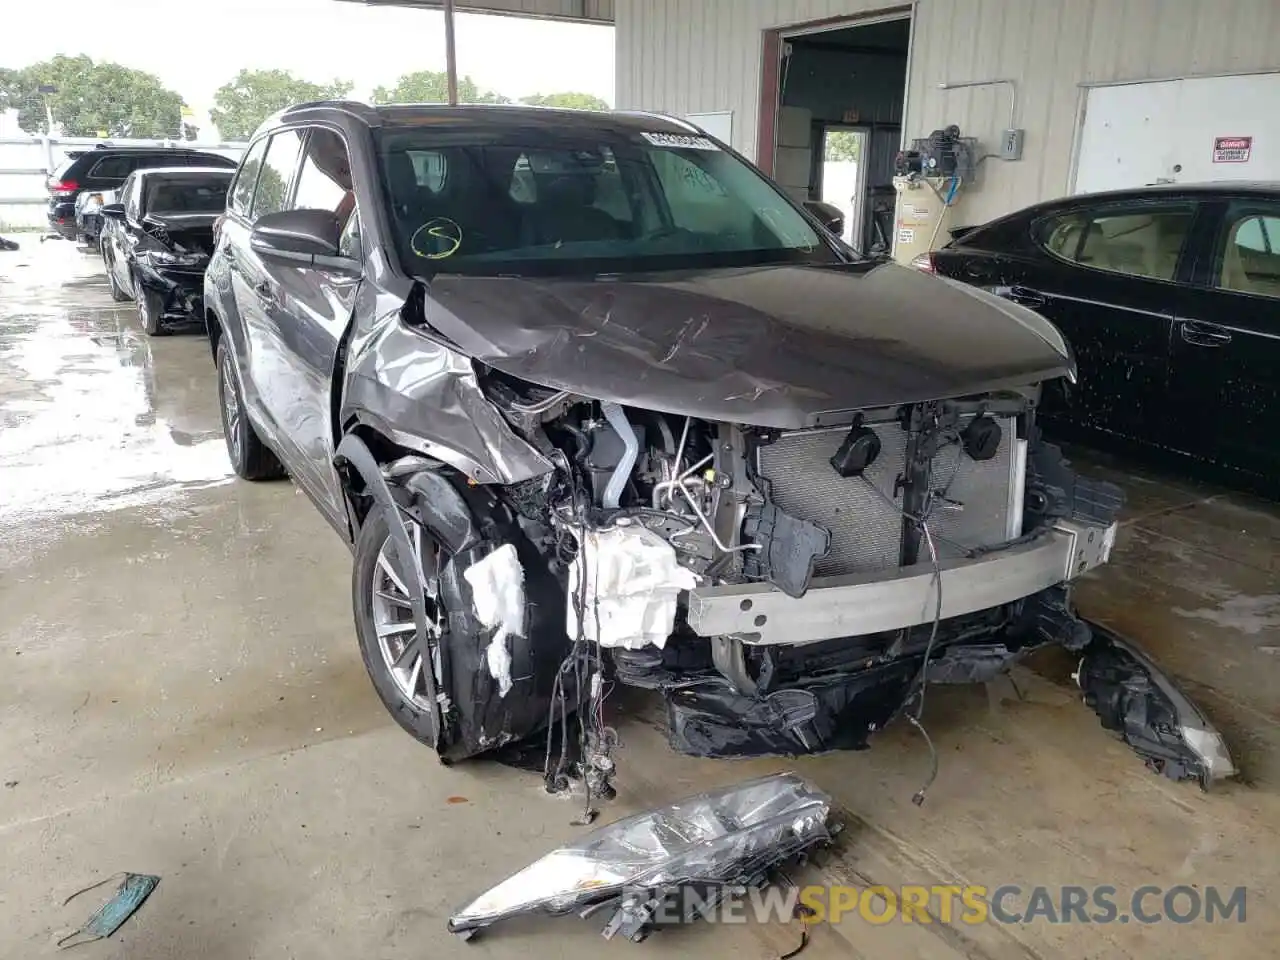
1,240,1277,959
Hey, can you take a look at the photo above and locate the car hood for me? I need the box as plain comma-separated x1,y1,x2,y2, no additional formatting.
424,261,1073,429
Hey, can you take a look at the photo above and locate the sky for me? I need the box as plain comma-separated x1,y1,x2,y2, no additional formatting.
0,0,615,135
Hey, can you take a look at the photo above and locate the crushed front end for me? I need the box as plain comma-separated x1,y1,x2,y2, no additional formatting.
132,215,216,320
471,374,1232,791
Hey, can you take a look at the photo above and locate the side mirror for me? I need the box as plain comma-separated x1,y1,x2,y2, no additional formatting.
250,209,356,271
803,200,845,237
100,203,126,220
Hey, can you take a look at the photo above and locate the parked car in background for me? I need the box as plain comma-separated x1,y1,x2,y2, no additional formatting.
46,146,238,242
919,183,1280,496
100,167,233,334
74,187,117,249
201,102,1231,793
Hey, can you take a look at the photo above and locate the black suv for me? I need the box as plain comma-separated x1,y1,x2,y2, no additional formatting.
203,101,1231,792
46,146,237,242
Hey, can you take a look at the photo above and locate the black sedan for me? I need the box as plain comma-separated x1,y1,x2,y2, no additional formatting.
920,183,1280,495
100,167,233,335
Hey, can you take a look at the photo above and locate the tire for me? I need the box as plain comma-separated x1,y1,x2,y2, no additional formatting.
215,337,286,481
104,252,130,302
352,509,445,750
136,281,166,336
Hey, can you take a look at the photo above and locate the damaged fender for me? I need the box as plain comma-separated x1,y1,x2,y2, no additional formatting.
341,287,554,485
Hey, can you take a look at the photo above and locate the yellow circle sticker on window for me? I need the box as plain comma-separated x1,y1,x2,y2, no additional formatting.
411,217,463,259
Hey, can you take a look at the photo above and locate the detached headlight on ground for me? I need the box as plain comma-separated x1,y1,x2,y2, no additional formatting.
448,773,833,941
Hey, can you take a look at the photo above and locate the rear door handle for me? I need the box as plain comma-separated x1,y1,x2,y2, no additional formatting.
993,285,1048,308
1178,319,1232,347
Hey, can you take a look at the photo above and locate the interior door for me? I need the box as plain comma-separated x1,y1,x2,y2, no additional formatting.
818,126,868,248
1000,201,1198,447
252,126,362,521
1168,199,1280,483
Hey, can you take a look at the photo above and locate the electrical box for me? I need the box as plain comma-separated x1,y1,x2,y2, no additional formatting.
891,175,955,266
1001,128,1025,161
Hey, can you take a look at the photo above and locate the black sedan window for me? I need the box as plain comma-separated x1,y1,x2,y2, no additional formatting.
142,176,231,216
1038,205,1194,282
1217,205,1280,299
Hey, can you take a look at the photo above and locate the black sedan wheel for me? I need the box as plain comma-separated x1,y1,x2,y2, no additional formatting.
136,282,166,336
352,510,445,749
215,338,285,481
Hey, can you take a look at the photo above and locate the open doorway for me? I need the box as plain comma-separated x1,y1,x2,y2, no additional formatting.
763,12,911,255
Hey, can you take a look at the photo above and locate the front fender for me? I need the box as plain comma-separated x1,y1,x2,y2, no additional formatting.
341,301,552,485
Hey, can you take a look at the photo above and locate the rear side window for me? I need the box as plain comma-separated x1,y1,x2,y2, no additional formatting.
88,155,137,180
1037,205,1194,282
251,129,305,219
1216,203,1280,300
228,139,269,217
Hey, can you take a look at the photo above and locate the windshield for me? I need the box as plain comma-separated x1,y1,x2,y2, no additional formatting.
143,176,231,216
375,126,838,276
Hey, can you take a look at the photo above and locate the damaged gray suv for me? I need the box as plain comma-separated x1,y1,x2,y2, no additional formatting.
205,101,1233,794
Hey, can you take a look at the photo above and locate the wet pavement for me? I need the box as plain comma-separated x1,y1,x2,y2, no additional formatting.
1,240,1277,958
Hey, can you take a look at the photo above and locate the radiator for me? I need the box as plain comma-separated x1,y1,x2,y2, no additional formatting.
755,417,1022,577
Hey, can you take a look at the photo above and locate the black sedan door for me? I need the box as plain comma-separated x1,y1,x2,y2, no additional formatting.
1167,198,1280,486
990,201,1199,449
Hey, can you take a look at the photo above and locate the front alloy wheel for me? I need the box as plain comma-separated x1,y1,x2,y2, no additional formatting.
136,284,166,336
104,252,129,302
353,510,446,748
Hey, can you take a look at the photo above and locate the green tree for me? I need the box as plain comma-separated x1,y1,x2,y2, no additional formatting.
824,130,862,163
1,56,185,137
0,68,19,113
519,92,609,111
371,70,508,105
211,69,353,141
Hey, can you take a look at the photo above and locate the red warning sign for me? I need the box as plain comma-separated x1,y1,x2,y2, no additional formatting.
1212,136,1253,163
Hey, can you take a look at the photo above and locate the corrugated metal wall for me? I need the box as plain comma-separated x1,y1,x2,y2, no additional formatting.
617,0,1280,223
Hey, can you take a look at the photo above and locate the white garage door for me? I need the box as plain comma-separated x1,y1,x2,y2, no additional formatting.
1074,72,1280,194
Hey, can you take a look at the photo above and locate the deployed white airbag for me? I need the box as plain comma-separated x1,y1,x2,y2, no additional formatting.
567,524,698,650
464,543,525,697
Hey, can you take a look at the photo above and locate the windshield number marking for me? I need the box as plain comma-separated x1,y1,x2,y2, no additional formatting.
642,133,719,151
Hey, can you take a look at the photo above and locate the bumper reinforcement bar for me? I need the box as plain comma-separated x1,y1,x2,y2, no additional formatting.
686,520,1117,646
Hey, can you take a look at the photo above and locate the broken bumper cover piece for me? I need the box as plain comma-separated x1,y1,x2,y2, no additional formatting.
136,259,207,318
1077,624,1236,787
448,773,832,941
687,519,1117,645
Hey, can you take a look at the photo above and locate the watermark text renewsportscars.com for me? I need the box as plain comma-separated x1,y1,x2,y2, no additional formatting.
631,883,1247,926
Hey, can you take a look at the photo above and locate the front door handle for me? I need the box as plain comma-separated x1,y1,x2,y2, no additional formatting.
1178,319,1232,348
254,280,276,305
